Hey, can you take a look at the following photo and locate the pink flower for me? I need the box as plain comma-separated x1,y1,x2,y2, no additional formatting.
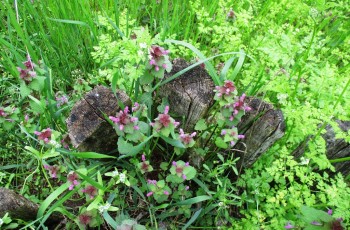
179,129,196,145
164,190,169,195
79,213,92,226
327,209,332,215
34,128,52,143
67,171,79,190
44,164,60,178
146,191,153,197
284,221,294,229
82,185,98,199
109,106,138,132
0,108,7,117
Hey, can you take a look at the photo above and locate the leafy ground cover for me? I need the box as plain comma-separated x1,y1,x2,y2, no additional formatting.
0,0,349,229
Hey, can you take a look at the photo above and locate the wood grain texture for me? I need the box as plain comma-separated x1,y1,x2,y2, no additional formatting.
159,59,215,131
66,85,130,153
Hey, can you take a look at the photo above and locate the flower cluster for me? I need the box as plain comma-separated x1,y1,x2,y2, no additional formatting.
67,171,80,190
34,128,52,144
169,160,196,182
227,8,236,21
138,154,153,174
214,80,237,104
44,164,60,178
17,54,36,83
147,45,172,79
178,129,196,148
151,106,179,137
105,168,130,186
109,106,139,135
146,179,172,203
221,127,245,146
55,94,68,107
82,185,98,199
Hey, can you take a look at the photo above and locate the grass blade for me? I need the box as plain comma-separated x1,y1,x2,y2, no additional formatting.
57,148,117,159
165,39,220,85
182,208,202,230
173,195,212,206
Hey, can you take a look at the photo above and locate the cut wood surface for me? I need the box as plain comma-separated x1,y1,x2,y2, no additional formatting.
66,86,130,153
159,59,215,131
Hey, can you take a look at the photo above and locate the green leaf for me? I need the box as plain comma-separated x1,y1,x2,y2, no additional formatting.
182,208,202,230
215,137,228,149
118,135,153,159
219,56,236,81
57,148,116,159
117,137,134,155
29,76,45,91
230,50,246,81
164,39,220,85
194,119,208,131
173,195,212,206
183,166,197,180
19,82,31,98
28,95,45,113
37,183,70,218
160,134,185,148
140,92,153,107
75,171,106,191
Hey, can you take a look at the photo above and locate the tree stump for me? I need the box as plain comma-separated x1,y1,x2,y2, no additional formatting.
0,187,39,221
159,59,215,131
235,97,286,168
293,120,350,176
66,86,131,154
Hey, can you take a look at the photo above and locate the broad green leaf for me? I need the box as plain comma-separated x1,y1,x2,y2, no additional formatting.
160,134,185,148
118,135,153,159
194,119,208,131
215,137,228,149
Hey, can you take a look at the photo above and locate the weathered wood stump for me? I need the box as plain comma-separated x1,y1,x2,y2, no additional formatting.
293,120,350,176
0,187,62,225
235,97,286,168
0,187,39,221
66,86,130,153
65,60,286,169
159,59,215,131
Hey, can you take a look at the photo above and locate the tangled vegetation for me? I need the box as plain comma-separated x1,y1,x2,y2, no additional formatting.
0,0,349,229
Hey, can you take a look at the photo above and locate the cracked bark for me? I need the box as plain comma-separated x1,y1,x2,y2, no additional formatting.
158,59,215,131
66,85,131,154
0,187,62,225
235,97,286,168
293,120,350,176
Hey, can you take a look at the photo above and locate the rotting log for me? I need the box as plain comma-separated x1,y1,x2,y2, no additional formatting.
159,59,215,131
0,187,39,221
293,120,350,176
0,187,62,225
235,97,286,168
66,85,131,154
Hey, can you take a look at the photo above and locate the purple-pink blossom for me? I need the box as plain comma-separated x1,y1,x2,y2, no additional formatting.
179,129,196,145
44,164,60,178
34,128,52,143
215,80,236,98
67,171,79,190
17,54,36,83
284,221,294,229
82,185,98,199
146,191,153,197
